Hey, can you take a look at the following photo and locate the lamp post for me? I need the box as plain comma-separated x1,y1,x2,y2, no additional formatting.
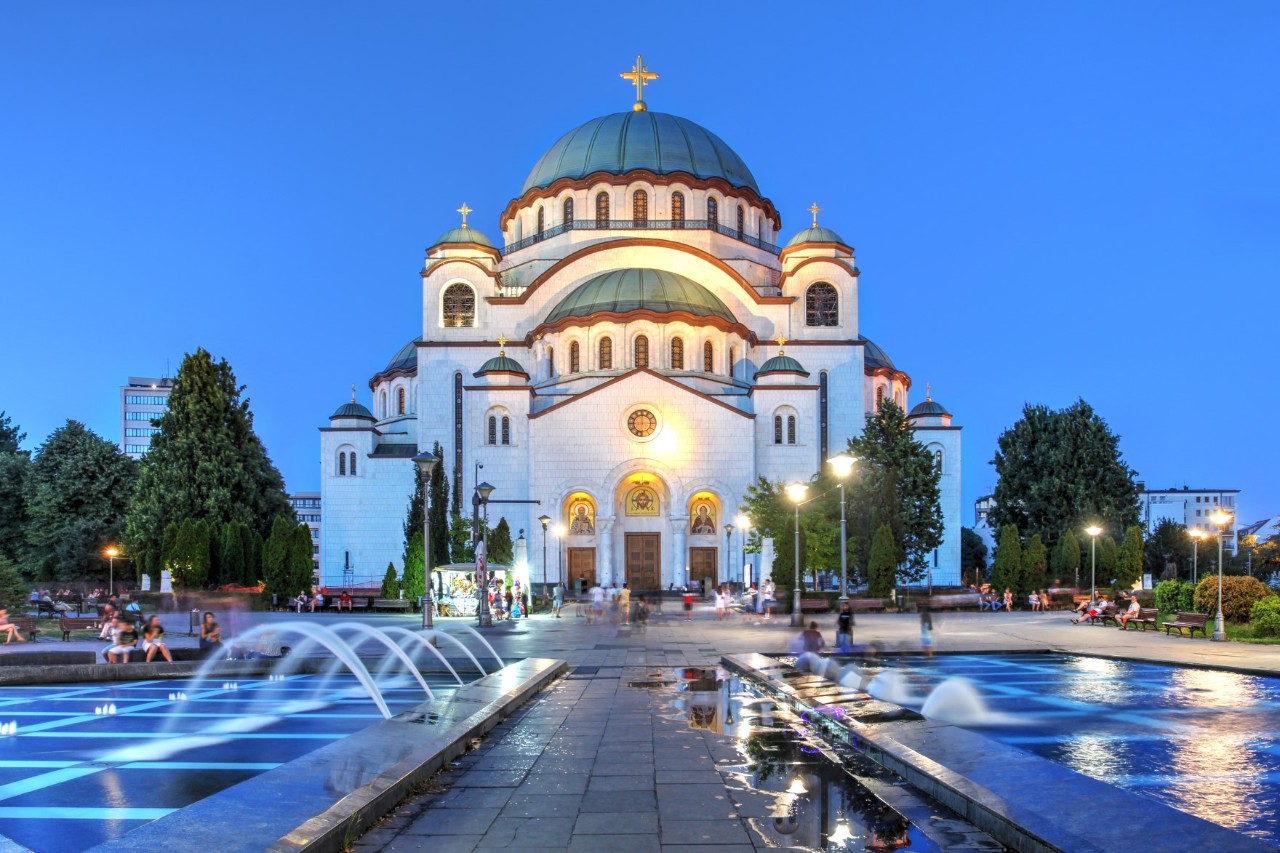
786,482,809,627
1189,528,1209,584
827,453,857,602
1085,526,1102,601
412,452,440,630
473,481,495,627
553,524,566,589
104,546,119,597
1210,510,1233,641
538,515,551,601
735,514,750,585
724,525,733,589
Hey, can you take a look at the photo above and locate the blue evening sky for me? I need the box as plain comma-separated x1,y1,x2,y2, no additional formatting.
1,2,1276,525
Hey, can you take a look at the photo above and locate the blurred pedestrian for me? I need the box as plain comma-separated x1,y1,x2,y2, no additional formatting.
920,610,934,658
835,601,853,652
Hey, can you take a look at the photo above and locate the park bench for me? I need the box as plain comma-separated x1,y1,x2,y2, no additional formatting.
798,599,831,613
847,598,887,612
58,616,100,641
35,601,61,619
1163,612,1209,638
920,593,981,610
1086,605,1119,626
1118,607,1160,631
372,599,411,612
9,616,38,641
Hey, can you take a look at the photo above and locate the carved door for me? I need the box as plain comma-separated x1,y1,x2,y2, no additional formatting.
625,533,661,592
567,548,596,595
689,547,717,594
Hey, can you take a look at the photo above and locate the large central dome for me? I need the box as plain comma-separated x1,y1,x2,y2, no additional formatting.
522,111,759,195
545,268,736,325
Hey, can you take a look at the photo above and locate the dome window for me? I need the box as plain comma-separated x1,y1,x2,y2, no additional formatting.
563,197,574,226
876,386,885,411
703,341,714,373
547,345,555,378
397,387,406,415
805,282,839,327
736,204,745,237
535,206,544,236
633,190,648,226
671,192,685,226
570,341,581,373
707,196,719,226
442,283,476,328
670,336,684,370
634,334,649,368
599,337,613,370
596,191,610,225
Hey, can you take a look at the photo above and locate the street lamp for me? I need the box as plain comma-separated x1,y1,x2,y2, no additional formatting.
553,523,566,589
538,515,551,601
1189,528,1210,584
1085,526,1102,602
1210,509,1233,641
104,546,119,597
786,482,809,627
412,452,440,630
724,525,734,589
735,514,750,585
828,453,857,602
473,481,495,627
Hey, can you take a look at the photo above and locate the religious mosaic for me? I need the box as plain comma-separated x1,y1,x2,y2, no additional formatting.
626,485,659,516
690,499,716,534
568,498,595,535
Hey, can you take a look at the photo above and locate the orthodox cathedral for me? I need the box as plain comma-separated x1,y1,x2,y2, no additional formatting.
320,59,961,592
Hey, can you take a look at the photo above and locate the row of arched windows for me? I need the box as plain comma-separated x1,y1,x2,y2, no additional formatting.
874,385,906,411
530,192,753,230
336,450,358,476
773,413,797,445
558,336,723,373
377,387,409,418
487,415,511,446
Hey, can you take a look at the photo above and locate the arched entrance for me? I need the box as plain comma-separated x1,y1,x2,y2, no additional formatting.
687,491,722,594
614,473,666,593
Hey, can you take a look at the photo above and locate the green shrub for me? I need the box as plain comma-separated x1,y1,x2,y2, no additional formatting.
1176,582,1196,612
1154,580,1181,612
1250,597,1280,638
1193,575,1274,622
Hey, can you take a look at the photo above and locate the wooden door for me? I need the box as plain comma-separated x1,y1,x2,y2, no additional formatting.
689,547,717,594
567,548,596,595
625,533,661,592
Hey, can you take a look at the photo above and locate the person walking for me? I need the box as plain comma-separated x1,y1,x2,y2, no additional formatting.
835,601,854,652
617,583,631,626
920,610,934,658
552,582,565,618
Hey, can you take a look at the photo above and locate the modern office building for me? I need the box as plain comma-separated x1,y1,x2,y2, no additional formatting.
119,376,173,458
288,492,322,575
1139,485,1240,551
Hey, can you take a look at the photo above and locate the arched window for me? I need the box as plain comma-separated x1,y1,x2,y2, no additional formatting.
502,417,511,446
596,191,610,225
703,341,714,373
599,337,613,370
380,390,387,418
787,416,796,445
671,191,685,226
819,371,829,460
338,452,346,476
349,452,357,476
397,387,406,415
441,283,476,328
729,346,736,377
805,282,839,326
707,196,719,225
895,389,903,408
633,190,648,225
876,386,885,411
634,335,649,368
569,341,580,373
737,204,745,236
535,206,544,236
773,416,783,445
563,197,574,226
934,449,943,473
487,416,497,445
547,346,555,379
670,336,684,370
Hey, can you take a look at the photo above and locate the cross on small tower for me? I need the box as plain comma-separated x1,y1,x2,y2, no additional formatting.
926,382,932,401
456,202,472,228
350,384,357,402
620,54,659,112
808,202,822,228
497,335,508,356
776,336,787,355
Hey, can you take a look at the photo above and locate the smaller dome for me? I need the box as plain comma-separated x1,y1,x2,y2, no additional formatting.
331,401,374,420
909,399,951,418
756,354,810,377
385,337,421,373
432,226,495,250
860,337,896,371
784,226,850,249
474,355,529,378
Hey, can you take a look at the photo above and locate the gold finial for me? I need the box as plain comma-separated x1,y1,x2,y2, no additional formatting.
926,382,931,401
808,202,822,228
456,202,472,228
776,336,787,356
620,54,659,112
350,384,356,403
497,335,508,356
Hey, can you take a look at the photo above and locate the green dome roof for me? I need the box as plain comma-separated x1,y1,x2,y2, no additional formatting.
860,337,897,371
331,401,374,420
910,399,951,418
784,226,850,249
385,337,421,373
546,268,735,325
474,355,529,378
432,226,495,250
756,354,809,377
522,112,759,195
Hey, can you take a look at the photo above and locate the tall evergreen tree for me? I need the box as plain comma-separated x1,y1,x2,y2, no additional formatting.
380,562,399,598
402,531,425,601
867,524,896,598
219,522,248,587
428,442,450,576
990,399,1139,549
243,527,264,585
262,516,294,599
489,518,514,565
1051,530,1081,586
0,556,27,613
403,473,425,564
168,518,211,589
1097,535,1119,585
288,524,316,596
24,420,137,583
961,527,988,584
125,349,293,570
991,524,1023,593
1021,534,1048,595
0,412,30,567
1117,525,1144,589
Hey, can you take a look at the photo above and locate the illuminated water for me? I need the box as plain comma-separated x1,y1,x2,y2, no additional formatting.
895,654,1280,843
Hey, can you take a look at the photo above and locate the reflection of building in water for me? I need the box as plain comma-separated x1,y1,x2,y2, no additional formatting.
678,670,741,733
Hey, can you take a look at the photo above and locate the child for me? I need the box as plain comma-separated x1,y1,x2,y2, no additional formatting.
634,596,649,633
920,610,934,658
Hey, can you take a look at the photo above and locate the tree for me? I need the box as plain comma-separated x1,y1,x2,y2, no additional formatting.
991,525,1023,593
168,518,211,589
427,442,450,576
1116,525,1144,590
0,411,30,567
380,562,399,598
219,521,248,587
125,349,293,573
262,516,295,600
0,555,27,613
403,471,425,566
1051,530,1081,586
244,527,264,585
402,531,425,601
989,399,1139,550
448,511,473,563
961,528,988,583
1022,534,1047,594
23,420,137,583
867,524,896,598
1145,519,1191,581
489,518,514,565
287,524,316,597
1097,535,1118,586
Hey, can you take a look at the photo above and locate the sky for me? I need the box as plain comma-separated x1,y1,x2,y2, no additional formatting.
1,2,1277,524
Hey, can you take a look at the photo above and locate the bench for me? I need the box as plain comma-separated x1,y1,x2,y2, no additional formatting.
372,598,411,612
1086,605,1119,626
35,601,60,619
798,598,831,613
1163,612,1209,638
921,593,982,611
848,599,887,612
1119,607,1160,631
8,616,38,641
58,616,100,641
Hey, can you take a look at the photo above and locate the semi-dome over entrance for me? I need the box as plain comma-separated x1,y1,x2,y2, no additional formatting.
522,111,759,195
545,268,736,326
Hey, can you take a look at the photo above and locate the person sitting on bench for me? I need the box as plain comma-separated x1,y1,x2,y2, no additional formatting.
1072,595,1110,624
1072,591,1101,618
1116,596,1142,630
0,609,26,644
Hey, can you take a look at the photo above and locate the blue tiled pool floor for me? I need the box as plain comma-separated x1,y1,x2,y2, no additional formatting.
0,675,451,852
895,653,1280,844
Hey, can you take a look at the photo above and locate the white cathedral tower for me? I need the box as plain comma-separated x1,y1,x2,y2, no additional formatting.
320,59,961,592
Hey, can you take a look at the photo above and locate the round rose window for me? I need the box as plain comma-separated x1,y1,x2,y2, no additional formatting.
628,409,657,438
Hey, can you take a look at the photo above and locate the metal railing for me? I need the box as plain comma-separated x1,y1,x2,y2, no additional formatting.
502,219,781,255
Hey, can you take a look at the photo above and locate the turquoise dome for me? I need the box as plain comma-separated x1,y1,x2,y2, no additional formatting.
331,401,374,420
860,337,896,371
432,226,495,250
474,355,528,378
784,226,850,249
385,337,421,373
910,399,950,418
546,268,735,325
756,354,809,377
522,112,759,195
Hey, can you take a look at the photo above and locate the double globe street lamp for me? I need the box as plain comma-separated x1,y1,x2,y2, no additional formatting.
412,451,440,630
1085,525,1102,601
1209,509,1233,642
785,482,810,627
827,453,857,602
1189,527,1210,584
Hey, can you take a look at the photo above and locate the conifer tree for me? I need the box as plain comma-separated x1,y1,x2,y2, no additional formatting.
1051,530,1081,586
1021,534,1047,595
1098,535,1119,584
262,516,294,599
1117,525,1144,590
402,531,425,601
0,556,27,612
428,442,450,576
125,349,293,571
961,527,988,584
219,522,248,587
288,524,316,596
403,474,425,564
867,524,896,598
0,412,30,567
380,563,399,598
991,524,1023,594
489,518,514,565
244,528,264,585
168,518,211,589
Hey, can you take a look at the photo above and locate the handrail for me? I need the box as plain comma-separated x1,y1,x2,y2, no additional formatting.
502,219,781,255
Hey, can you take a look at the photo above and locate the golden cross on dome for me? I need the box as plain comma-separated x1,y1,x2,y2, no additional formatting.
776,336,787,355
350,384,356,402
925,382,932,400
808,202,822,228
497,335,508,356
621,55,659,112
456,202,472,228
